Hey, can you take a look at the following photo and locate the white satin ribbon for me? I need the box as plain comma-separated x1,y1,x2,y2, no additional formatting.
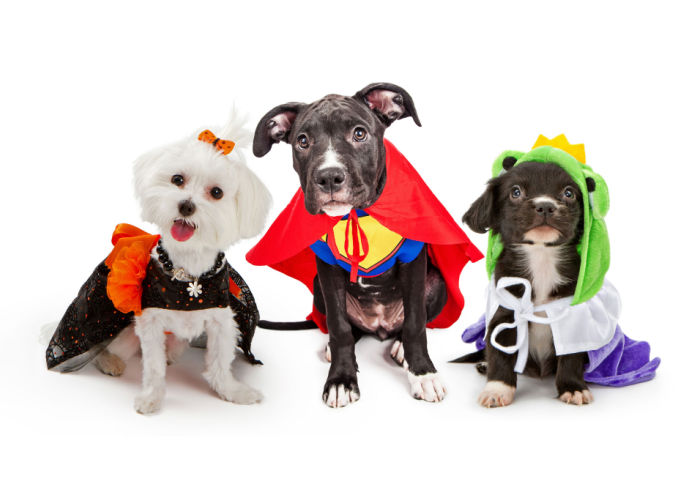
489,277,570,373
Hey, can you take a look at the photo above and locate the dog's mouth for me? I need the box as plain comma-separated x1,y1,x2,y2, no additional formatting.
171,219,197,242
523,224,562,244
321,201,354,217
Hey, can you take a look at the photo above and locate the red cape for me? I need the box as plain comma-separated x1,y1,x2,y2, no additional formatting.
246,140,483,332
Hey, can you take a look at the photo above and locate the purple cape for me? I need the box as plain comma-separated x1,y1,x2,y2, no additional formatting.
462,315,660,387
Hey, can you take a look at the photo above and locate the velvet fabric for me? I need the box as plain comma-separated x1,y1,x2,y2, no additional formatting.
461,315,660,386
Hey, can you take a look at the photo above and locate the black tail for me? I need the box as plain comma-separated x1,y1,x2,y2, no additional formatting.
257,320,318,331
449,350,485,363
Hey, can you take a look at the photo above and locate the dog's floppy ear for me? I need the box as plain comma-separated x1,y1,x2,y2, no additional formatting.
355,82,421,127
233,164,272,239
463,179,499,233
253,102,307,158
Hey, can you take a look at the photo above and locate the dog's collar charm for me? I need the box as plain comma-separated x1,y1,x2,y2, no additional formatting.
198,129,235,155
155,240,224,297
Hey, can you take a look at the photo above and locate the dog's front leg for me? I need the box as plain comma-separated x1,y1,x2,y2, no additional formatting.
133,313,167,415
556,352,592,405
203,314,263,405
317,257,360,408
480,307,519,408
399,248,446,402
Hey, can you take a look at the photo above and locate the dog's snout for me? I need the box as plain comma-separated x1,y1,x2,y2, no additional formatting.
314,167,347,193
534,201,556,216
178,199,196,217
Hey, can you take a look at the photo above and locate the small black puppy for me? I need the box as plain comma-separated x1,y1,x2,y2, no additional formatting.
252,83,451,408
463,157,592,407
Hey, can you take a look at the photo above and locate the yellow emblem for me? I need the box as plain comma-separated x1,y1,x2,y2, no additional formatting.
322,214,405,272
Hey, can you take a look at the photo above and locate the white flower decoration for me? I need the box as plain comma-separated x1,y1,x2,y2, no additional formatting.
187,281,202,298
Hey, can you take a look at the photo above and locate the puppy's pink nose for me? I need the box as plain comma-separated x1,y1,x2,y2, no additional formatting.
178,199,196,217
535,201,556,216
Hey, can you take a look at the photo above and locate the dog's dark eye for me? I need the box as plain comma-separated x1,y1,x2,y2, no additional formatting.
563,187,575,199
210,187,223,200
353,127,367,142
297,134,310,150
171,174,185,187
510,185,522,199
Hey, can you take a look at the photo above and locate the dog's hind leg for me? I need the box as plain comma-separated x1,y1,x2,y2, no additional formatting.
202,312,262,405
94,325,139,377
165,334,188,365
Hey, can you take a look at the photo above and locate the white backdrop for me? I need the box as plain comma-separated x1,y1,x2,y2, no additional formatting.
1,1,697,498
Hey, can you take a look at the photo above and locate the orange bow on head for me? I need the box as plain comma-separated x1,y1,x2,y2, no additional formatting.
198,129,235,155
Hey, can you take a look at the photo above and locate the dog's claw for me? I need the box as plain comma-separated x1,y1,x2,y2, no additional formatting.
134,390,164,415
407,371,446,403
323,381,360,408
478,381,515,408
390,340,405,365
559,389,593,405
324,344,332,363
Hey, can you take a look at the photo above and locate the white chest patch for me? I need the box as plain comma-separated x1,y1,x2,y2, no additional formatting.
516,244,565,305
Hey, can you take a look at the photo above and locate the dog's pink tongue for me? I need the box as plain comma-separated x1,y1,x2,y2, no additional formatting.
171,220,195,242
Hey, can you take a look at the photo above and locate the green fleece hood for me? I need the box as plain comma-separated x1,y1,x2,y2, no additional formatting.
486,135,610,305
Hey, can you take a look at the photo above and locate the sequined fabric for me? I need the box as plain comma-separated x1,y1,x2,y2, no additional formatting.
46,258,261,371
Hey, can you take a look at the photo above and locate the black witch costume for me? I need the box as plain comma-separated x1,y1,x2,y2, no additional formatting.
46,224,261,372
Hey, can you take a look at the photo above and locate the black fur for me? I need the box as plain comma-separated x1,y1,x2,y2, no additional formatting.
253,84,446,405
462,162,591,401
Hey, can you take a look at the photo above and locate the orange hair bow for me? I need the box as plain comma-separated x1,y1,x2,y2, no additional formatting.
198,129,235,155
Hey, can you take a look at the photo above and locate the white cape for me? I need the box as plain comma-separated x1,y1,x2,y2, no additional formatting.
486,277,621,373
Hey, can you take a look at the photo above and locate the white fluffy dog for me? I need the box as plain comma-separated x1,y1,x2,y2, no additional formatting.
92,109,271,414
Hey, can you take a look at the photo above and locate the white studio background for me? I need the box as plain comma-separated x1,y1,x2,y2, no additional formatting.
1,1,697,498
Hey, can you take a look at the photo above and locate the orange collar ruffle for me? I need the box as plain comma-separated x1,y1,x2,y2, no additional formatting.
105,223,160,315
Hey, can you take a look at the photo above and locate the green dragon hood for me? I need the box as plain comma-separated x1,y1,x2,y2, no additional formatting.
486,135,610,305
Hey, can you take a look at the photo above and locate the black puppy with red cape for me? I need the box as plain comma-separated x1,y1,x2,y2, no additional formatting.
247,83,482,406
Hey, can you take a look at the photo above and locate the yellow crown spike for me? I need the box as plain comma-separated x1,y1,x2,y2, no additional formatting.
532,134,586,164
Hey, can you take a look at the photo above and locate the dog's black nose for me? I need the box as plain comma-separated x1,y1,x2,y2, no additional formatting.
314,167,346,193
534,201,556,216
178,199,196,217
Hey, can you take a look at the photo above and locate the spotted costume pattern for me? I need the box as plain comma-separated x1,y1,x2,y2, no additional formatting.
46,237,260,372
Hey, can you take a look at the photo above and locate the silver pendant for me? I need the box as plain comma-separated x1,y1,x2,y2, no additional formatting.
186,279,202,298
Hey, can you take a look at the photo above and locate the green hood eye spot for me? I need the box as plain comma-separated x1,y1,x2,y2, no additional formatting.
486,135,610,305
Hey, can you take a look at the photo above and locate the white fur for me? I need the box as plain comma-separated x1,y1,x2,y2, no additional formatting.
324,383,360,408
318,144,342,171
404,368,446,403
106,107,270,413
133,107,271,275
559,389,594,405
515,244,566,305
478,380,515,408
514,244,567,371
322,203,353,217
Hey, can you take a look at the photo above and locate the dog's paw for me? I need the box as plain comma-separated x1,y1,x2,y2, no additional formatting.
406,371,446,402
478,381,515,408
217,382,263,405
134,392,164,415
323,378,360,408
558,389,593,405
94,351,126,377
390,340,404,365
